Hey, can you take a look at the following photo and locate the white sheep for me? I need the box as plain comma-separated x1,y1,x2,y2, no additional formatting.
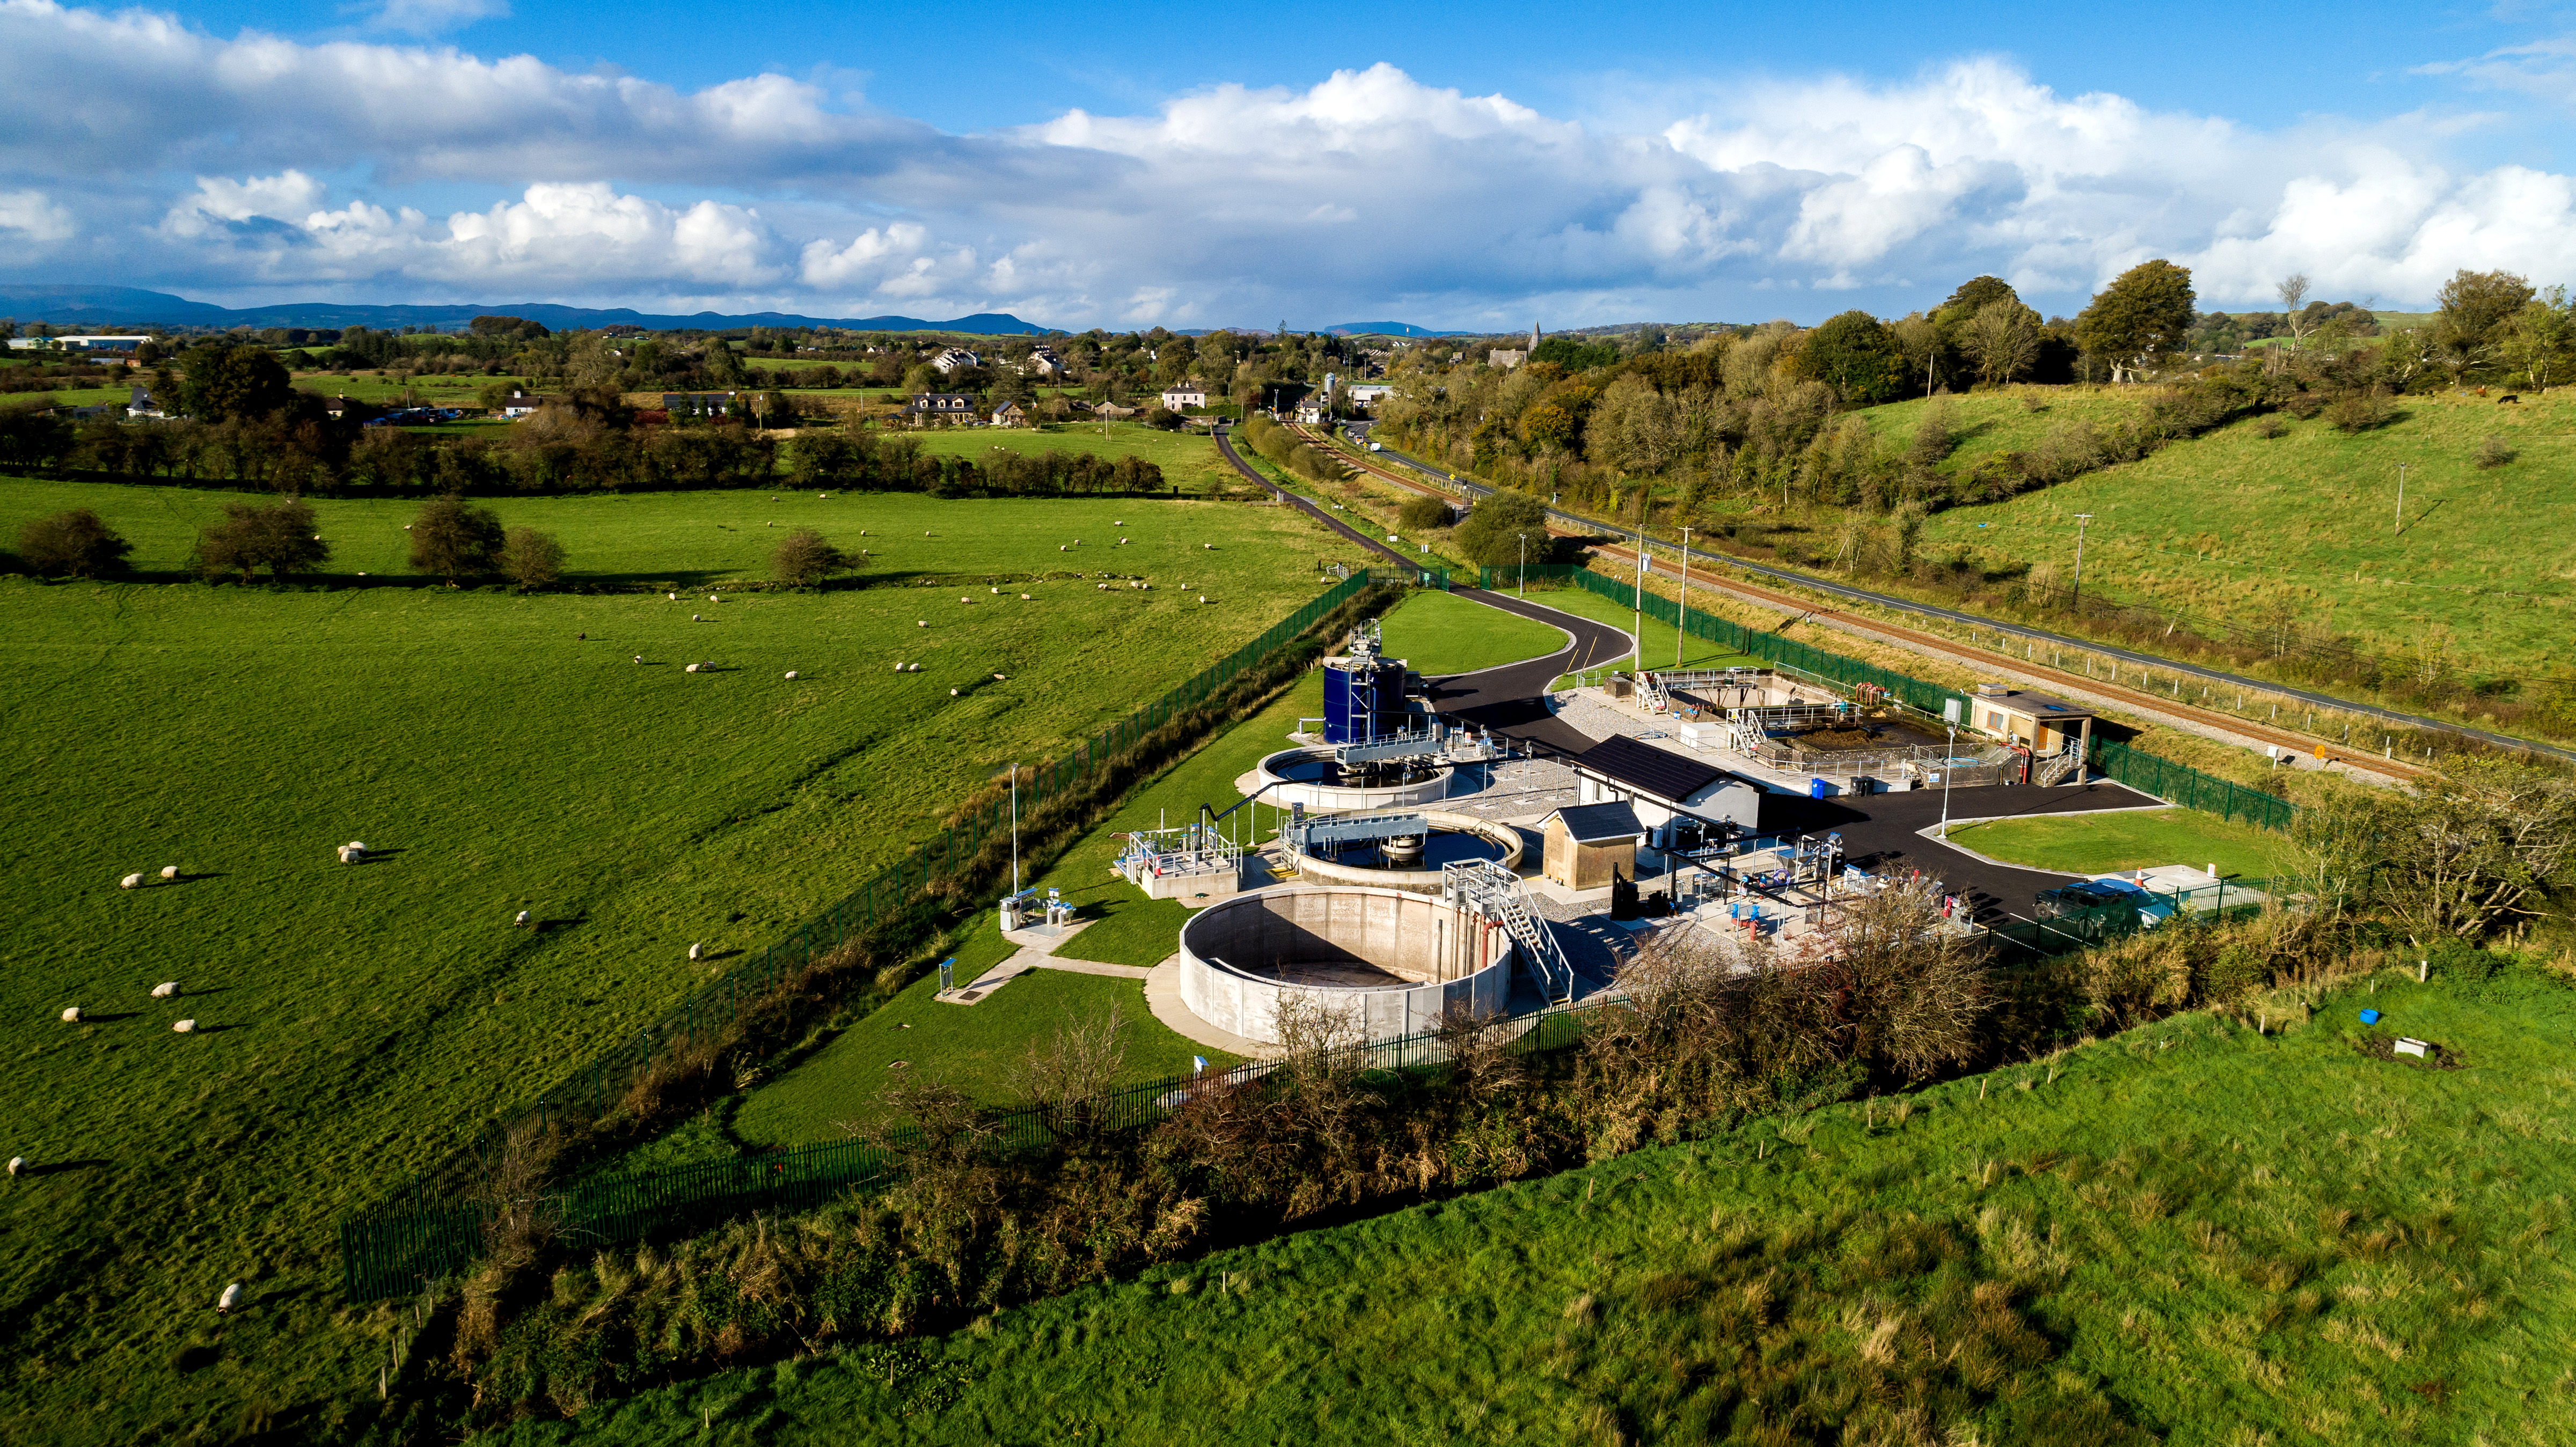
925,530,933,537
687,943,704,961
859,529,867,535
60,1007,80,1023
989,586,999,594
1020,593,1031,600
1058,545,1066,552
709,596,720,604
918,620,928,628
634,655,644,664
151,982,178,999
784,670,799,680
338,842,367,864
1114,520,1124,526
909,663,923,672
668,592,678,600
686,663,700,673
173,1019,196,1033
1204,543,1215,550
5,1157,19,1178
992,672,1007,681
217,1282,241,1315
960,596,971,604
949,687,960,696
894,662,906,672
1200,596,1212,604
514,910,531,927
159,865,179,880
692,613,702,621
120,873,143,890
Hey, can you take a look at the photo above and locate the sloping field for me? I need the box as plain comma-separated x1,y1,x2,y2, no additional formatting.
0,486,1341,1444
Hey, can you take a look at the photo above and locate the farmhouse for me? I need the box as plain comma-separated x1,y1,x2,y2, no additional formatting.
906,393,977,424
990,401,1029,427
1540,801,1644,890
500,388,560,418
1568,733,1761,831
1021,346,1064,378
930,347,980,375
1160,381,1210,410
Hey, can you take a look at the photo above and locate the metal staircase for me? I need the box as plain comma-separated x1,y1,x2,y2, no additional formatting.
1441,858,1575,1003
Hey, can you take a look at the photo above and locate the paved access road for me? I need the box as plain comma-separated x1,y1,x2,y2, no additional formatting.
1339,427,2571,765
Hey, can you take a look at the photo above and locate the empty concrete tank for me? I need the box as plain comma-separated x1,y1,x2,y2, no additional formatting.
1177,885,1514,1045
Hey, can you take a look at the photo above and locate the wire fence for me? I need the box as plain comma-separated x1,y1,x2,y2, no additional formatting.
341,991,1615,1301
358,571,1379,1218
1489,563,2300,835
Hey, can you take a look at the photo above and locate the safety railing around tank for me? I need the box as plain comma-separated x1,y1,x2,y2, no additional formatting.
340,989,1622,1301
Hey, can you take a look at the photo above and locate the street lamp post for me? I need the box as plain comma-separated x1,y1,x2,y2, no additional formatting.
1939,725,1956,841
1632,523,1646,678
1517,533,1528,597
2070,513,2094,612
1677,526,1693,669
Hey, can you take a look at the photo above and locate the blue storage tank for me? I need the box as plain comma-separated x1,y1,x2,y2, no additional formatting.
1324,657,1406,745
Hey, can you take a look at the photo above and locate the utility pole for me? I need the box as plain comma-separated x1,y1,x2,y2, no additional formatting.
1517,533,1528,597
1940,725,1957,840
1633,523,1646,677
1008,763,1020,894
2395,464,2406,537
1676,526,1693,669
2070,513,2093,613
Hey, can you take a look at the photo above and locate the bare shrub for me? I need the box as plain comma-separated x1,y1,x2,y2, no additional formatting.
1012,999,1129,1138
2475,434,2515,469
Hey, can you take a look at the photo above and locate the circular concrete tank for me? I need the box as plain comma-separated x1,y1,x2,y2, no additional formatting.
1283,810,1525,894
1178,885,1515,1045
1255,747,1452,811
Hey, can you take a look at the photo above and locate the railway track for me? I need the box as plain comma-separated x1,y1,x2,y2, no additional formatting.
1296,423,2436,783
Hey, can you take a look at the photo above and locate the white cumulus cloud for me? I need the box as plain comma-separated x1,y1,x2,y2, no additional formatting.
0,188,76,245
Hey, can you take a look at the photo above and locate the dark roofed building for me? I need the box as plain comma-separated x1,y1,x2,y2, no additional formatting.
1570,733,1761,830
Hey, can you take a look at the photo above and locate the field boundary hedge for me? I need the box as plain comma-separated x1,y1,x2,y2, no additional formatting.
1487,562,2297,834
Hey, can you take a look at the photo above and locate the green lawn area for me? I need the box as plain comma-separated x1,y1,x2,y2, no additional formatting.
730,968,1213,1145
1517,582,1755,684
1908,387,2576,679
1374,587,1567,675
1944,806,2310,882
291,370,529,405
0,488,1336,1443
1851,387,2150,486
495,966,2576,1445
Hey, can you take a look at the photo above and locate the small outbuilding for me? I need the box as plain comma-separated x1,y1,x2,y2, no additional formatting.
1541,800,1644,891
1568,734,1761,830
1962,682,2093,756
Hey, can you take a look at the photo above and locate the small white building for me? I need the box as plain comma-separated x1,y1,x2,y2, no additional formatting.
930,347,981,375
1021,346,1064,378
1160,381,1209,410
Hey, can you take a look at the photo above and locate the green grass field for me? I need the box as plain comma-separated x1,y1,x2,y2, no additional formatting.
1909,388,2576,679
0,486,1337,1443
1374,588,1568,675
905,423,1242,495
730,968,1216,1146
1944,807,2310,881
489,966,2576,1445
1853,387,2151,483
0,476,1330,586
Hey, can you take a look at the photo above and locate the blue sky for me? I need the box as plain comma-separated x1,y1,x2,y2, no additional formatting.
4,0,2575,328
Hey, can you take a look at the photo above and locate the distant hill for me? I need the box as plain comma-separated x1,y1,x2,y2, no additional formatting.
0,285,1050,335
1324,321,1463,337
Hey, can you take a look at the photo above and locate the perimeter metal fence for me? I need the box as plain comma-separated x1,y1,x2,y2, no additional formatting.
1489,564,2300,835
341,991,1613,1301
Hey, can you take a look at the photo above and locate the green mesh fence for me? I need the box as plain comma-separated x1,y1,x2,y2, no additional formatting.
1483,563,2299,834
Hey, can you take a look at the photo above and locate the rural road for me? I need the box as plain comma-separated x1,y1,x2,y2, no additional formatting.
1335,427,2573,766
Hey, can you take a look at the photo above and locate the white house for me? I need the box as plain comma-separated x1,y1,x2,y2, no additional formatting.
500,388,561,418
1160,381,1209,410
7,335,152,351
931,347,981,375
1021,346,1064,378
1345,384,1393,407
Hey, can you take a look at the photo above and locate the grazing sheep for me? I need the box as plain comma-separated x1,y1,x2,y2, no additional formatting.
634,655,644,664
120,873,143,890
173,1019,196,1033
1204,543,1214,549
859,529,867,535
910,663,923,672
692,614,701,621
217,1282,241,1315
1114,520,1124,526
784,670,799,680
895,662,906,672
989,586,1000,594
949,687,960,696
152,982,177,999
1200,596,1212,604
685,663,700,673
668,592,678,601
514,910,531,927
159,866,179,880
960,596,971,604
925,530,932,537
60,1007,80,1023
1059,545,1066,552
918,620,928,627
338,842,367,864
1019,593,1031,600
687,943,704,961
709,596,719,604
5,1157,19,1178
992,672,1007,681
